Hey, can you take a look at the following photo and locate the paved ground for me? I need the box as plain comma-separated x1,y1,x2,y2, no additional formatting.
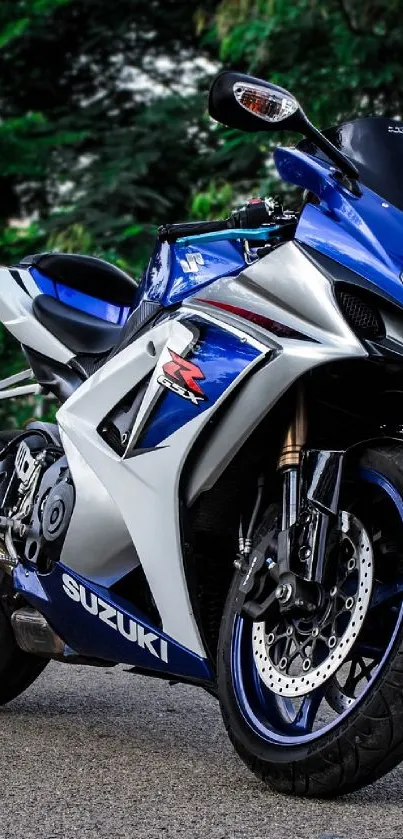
0,663,402,839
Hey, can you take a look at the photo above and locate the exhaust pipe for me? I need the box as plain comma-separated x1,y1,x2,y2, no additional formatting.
11,608,65,657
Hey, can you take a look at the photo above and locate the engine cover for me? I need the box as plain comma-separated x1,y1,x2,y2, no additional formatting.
24,455,75,566
42,480,75,542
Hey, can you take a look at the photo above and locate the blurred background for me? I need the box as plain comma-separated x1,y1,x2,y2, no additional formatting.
0,0,402,424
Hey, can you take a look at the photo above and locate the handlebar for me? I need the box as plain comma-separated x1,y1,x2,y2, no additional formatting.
158,199,280,243
158,218,230,243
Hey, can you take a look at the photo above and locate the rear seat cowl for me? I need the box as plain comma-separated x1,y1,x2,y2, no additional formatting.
17,252,136,308
32,294,122,355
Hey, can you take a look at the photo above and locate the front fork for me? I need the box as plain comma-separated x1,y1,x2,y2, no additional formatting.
278,384,306,556
236,384,345,620
276,385,345,611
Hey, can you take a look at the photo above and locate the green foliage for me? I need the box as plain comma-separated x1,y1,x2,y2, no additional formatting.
0,222,45,265
1,0,403,427
0,0,70,48
191,181,234,218
46,223,148,277
0,0,218,425
214,0,403,124
201,0,403,202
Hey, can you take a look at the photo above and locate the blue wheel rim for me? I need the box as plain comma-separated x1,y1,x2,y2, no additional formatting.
231,468,403,746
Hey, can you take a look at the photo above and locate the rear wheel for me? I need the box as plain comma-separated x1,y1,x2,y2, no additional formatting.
0,430,48,704
218,445,403,797
0,577,47,705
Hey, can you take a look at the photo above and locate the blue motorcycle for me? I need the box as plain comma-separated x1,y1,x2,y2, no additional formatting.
0,70,403,798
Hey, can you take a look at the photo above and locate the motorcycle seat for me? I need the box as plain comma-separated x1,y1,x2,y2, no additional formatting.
32,294,122,355
19,252,136,308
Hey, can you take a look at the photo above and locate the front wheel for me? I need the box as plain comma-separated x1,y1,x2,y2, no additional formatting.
218,445,403,797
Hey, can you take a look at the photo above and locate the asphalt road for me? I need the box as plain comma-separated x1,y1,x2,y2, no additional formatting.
0,663,402,839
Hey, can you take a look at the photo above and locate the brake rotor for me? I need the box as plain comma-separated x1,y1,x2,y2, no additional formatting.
252,511,374,697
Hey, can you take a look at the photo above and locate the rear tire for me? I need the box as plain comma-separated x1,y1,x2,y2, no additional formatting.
0,431,48,704
218,445,403,797
0,590,47,705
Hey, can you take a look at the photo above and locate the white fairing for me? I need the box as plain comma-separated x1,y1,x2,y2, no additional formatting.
184,242,367,501
192,242,365,349
0,267,73,363
0,244,368,659
57,318,266,656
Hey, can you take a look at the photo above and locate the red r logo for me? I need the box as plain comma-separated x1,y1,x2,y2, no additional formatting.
163,349,206,397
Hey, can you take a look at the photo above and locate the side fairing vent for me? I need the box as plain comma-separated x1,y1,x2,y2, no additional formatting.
98,376,150,455
336,288,385,340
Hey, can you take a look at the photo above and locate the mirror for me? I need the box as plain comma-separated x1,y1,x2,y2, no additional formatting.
209,71,359,182
209,71,303,133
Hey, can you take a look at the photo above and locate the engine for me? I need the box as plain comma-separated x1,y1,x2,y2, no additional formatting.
0,429,75,572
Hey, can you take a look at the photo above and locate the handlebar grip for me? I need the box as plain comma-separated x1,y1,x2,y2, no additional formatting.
231,200,273,229
158,218,229,243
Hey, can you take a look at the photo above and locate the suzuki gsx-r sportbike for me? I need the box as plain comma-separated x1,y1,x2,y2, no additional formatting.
2,71,403,798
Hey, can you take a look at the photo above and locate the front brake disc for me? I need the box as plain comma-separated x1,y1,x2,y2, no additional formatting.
252,511,374,697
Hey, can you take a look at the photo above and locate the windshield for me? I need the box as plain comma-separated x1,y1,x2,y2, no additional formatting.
298,116,403,211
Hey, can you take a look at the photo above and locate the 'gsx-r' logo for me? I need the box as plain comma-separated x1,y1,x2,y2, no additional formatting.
157,349,207,405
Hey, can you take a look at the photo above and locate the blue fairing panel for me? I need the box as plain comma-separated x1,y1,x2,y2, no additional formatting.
30,267,131,324
136,238,246,307
137,318,261,449
274,146,403,308
13,562,213,682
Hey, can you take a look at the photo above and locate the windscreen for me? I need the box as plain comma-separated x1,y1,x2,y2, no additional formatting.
298,116,403,211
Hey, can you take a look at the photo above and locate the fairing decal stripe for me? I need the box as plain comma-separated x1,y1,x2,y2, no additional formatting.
196,297,313,340
136,319,261,449
9,268,27,293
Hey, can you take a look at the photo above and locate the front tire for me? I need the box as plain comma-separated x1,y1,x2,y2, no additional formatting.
218,445,403,797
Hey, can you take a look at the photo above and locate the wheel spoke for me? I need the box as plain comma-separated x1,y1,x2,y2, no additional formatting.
354,640,383,657
370,579,403,609
342,655,378,696
293,687,325,734
343,658,359,696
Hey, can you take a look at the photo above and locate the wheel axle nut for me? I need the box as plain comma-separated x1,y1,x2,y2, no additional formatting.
275,583,292,604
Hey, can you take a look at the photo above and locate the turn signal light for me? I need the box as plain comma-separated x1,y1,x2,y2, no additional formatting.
233,82,298,123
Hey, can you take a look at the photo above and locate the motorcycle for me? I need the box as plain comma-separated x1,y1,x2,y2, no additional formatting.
1,70,403,798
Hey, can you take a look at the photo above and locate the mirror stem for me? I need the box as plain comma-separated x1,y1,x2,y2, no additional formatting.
303,118,360,183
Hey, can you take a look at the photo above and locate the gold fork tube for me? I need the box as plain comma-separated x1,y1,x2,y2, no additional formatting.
277,385,307,471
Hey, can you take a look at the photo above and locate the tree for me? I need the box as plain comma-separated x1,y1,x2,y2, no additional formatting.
0,0,219,424
0,0,219,274
193,0,403,213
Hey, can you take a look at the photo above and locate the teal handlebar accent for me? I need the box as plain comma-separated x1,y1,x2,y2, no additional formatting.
176,226,282,247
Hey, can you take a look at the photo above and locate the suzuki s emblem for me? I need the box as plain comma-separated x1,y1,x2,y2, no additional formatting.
157,349,207,405
179,252,204,273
